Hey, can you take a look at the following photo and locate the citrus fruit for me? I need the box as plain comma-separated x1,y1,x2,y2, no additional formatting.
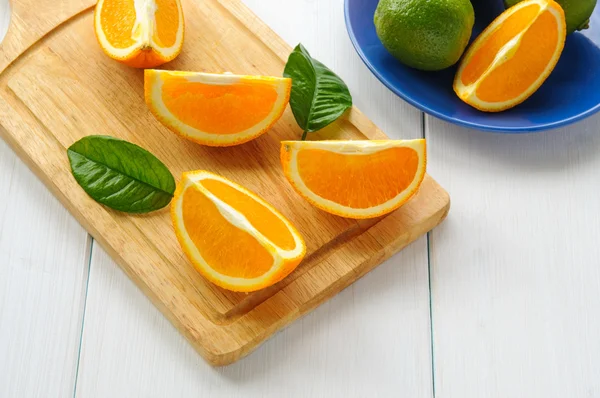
454,0,566,112
171,170,306,292
373,0,475,71
280,140,427,219
94,0,184,68
505,0,596,34
145,70,292,147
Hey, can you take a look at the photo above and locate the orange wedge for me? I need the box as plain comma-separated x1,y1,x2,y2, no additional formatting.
171,170,306,292
280,140,426,219
454,0,566,112
94,0,184,68
145,70,292,147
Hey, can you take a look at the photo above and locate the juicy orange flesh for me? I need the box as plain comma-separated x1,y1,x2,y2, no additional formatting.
461,3,540,86
99,0,179,50
297,147,419,209
201,179,297,251
162,77,279,135
181,184,273,279
476,9,558,102
153,0,179,47
99,0,137,49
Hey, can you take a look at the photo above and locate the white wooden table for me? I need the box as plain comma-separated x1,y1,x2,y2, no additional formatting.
2,1,600,397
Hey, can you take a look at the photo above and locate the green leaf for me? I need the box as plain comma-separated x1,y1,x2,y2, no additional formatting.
283,44,353,136
67,135,175,214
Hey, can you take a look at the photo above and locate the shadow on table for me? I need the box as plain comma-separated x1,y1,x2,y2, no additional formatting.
428,111,600,172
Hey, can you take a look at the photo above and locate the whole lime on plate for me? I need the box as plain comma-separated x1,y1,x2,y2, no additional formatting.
373,0,474,71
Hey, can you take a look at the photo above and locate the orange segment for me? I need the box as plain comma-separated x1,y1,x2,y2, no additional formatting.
476,10,559,102
461,3,541,86
99,0,137,49
161,77,279,135
94,0,184,68
145,70,291,147
280,140,427,219
201,179,297,251
181,185,273,279
154,0,180,47
297,147,419,209
454,0,566,112
172,171,306,292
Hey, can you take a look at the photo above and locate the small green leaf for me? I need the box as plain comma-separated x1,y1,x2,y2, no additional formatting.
284,44,353,136
67,135,175,213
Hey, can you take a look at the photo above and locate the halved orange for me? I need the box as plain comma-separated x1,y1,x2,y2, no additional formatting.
280,140,426,219
94,0,184,68
171,170,306,292
454,0,566,112
145,70,292,147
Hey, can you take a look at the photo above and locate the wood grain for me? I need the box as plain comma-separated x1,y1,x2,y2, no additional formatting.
0,0,94,71
427,115,600,398
0,138,91,398
0,0,449,365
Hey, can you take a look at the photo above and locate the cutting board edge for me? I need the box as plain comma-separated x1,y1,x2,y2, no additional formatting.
1,108,450,366
198,185,450,366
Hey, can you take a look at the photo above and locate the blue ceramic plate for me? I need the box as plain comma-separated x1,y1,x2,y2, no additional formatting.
344,0,600,132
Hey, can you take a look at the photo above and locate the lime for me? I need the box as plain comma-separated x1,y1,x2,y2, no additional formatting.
504,0,597,34
374,0,475,71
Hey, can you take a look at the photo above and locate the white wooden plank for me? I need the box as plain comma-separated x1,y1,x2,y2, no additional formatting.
427,114,600,398
76,241,431,397
74,0,433,396
0,137,91,398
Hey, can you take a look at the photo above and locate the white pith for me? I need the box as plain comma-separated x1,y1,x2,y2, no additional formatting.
454,0,566,111
283,140,427,218
173,171,304,286
95,0,184,58
147,70,290,144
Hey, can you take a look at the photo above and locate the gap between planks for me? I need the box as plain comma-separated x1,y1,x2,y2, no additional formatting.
422,112,437,398
72,236,94,398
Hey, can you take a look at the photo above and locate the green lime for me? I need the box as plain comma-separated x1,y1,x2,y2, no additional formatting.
504,0,597,34
374,0,475,71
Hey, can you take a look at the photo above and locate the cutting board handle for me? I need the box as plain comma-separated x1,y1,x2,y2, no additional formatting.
0,0,95,72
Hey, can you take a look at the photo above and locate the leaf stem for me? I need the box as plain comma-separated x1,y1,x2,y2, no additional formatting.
301,130,308,141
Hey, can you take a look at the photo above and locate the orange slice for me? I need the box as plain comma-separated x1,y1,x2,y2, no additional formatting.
454,0,566,112
94,0,184,68
145,70,292,147
171,170,306,292
280,140,426,219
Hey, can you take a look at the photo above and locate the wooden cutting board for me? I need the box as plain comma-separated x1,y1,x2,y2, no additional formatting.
0,0,450,365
